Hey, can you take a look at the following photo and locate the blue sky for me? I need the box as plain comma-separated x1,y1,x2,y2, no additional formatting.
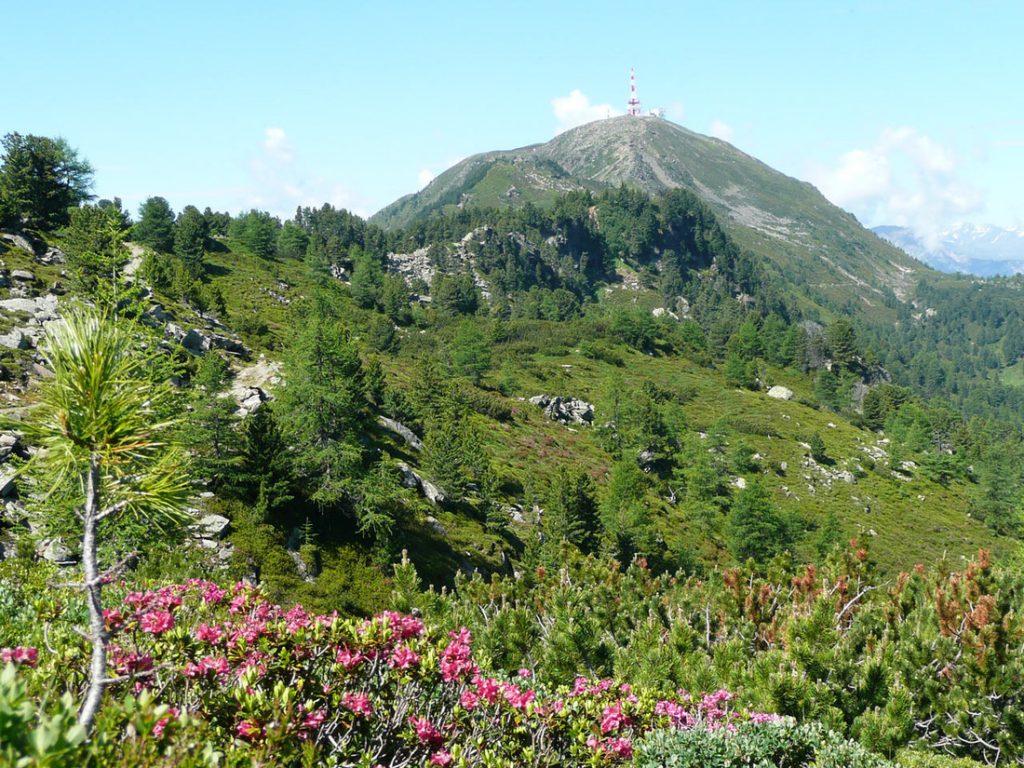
4,1,1022,241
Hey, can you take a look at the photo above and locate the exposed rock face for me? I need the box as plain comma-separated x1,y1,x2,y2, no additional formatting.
165,322,248,357
10,269,35,282
40,537,75,564
234,387,268,416
396,462,447,505
377,416,424,451
528,395,594,426
387,247,434,286
194,514,230,539
767,385,795,401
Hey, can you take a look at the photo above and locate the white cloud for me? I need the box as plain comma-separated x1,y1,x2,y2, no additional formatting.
551,89,622,134
709,119,734,143
666,101,686,122
417,168,435,189
243,127,366,218
809,127,982,248
262,127,293,162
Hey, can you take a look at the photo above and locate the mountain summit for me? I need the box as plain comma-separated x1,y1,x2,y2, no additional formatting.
373,116,925,314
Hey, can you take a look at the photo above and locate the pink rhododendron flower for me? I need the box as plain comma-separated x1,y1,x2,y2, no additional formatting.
389,644,420,669
0,646,37,667
410,716,443,746
460,689,479,710
194,623,223,643
430,750,453,766
139,610,175,635
474,675,500,704
102,608,123,631
600,702,631,733
439,627,475,681
236,719,261,740
342,691,374,718
605,737,633,759
152,707,179,739
337,646,364,670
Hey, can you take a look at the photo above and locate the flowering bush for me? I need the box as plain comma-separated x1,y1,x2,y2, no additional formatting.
2,578,789,766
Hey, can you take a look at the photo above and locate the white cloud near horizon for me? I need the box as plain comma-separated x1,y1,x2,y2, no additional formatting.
809,127,982,249
551,89,622,134
417,168,435,189
244,127,367,218
709,119,734,143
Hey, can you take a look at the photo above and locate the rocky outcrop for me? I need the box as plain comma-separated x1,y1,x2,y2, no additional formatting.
397,462,447,505
528,395,594,426
767,385,795,401
165,322,248,357
388,247,434,287
193,514,230,539
377,416,423,451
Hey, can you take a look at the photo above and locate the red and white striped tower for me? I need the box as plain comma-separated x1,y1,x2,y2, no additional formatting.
627,68,641,116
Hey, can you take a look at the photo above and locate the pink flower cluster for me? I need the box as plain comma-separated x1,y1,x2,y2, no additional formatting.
439,627,477,682
73,580,786,765
0,646,37,667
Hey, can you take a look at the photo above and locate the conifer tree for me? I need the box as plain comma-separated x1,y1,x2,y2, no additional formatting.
277,309,365,507
180,354,240,491
133,196,176,252
726,481,792,563
236,404,292,514
545,467,601,554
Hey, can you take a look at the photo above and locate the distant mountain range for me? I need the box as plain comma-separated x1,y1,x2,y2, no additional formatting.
873,224,1024,277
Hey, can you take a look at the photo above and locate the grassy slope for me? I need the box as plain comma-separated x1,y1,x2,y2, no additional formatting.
2,234,1000,583
87,240,1002,583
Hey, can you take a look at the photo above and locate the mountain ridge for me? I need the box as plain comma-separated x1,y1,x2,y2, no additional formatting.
874,223,1024,277
373,116,927,318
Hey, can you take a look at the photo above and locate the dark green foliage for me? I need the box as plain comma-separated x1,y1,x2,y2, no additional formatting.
234,404,292,514
173,205,207,277
0,132,93,229
601,458,654,562
133,196,176,252
727,481,793,562
349,249,385,309
450,320,492,384
827,319,860,371
544,467,601,555
61,203,135,307
809,432,828,463
180,355,240,491
816,511,844,557
230,209,280,258
276,220,308,259
355,462,408,558
277,306,366,507
431,272,480,316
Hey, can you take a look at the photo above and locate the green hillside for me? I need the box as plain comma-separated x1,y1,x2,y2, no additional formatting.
373,117,924,320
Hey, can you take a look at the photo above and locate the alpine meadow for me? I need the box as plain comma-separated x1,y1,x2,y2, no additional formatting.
2,4,1024,766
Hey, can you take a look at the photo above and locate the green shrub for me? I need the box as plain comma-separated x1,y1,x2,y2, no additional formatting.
635,720,892,768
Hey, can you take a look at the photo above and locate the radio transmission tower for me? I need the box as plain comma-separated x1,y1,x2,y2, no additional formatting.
627,68,641,116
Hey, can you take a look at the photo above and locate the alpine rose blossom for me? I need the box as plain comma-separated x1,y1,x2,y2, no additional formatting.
139,610,175,635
